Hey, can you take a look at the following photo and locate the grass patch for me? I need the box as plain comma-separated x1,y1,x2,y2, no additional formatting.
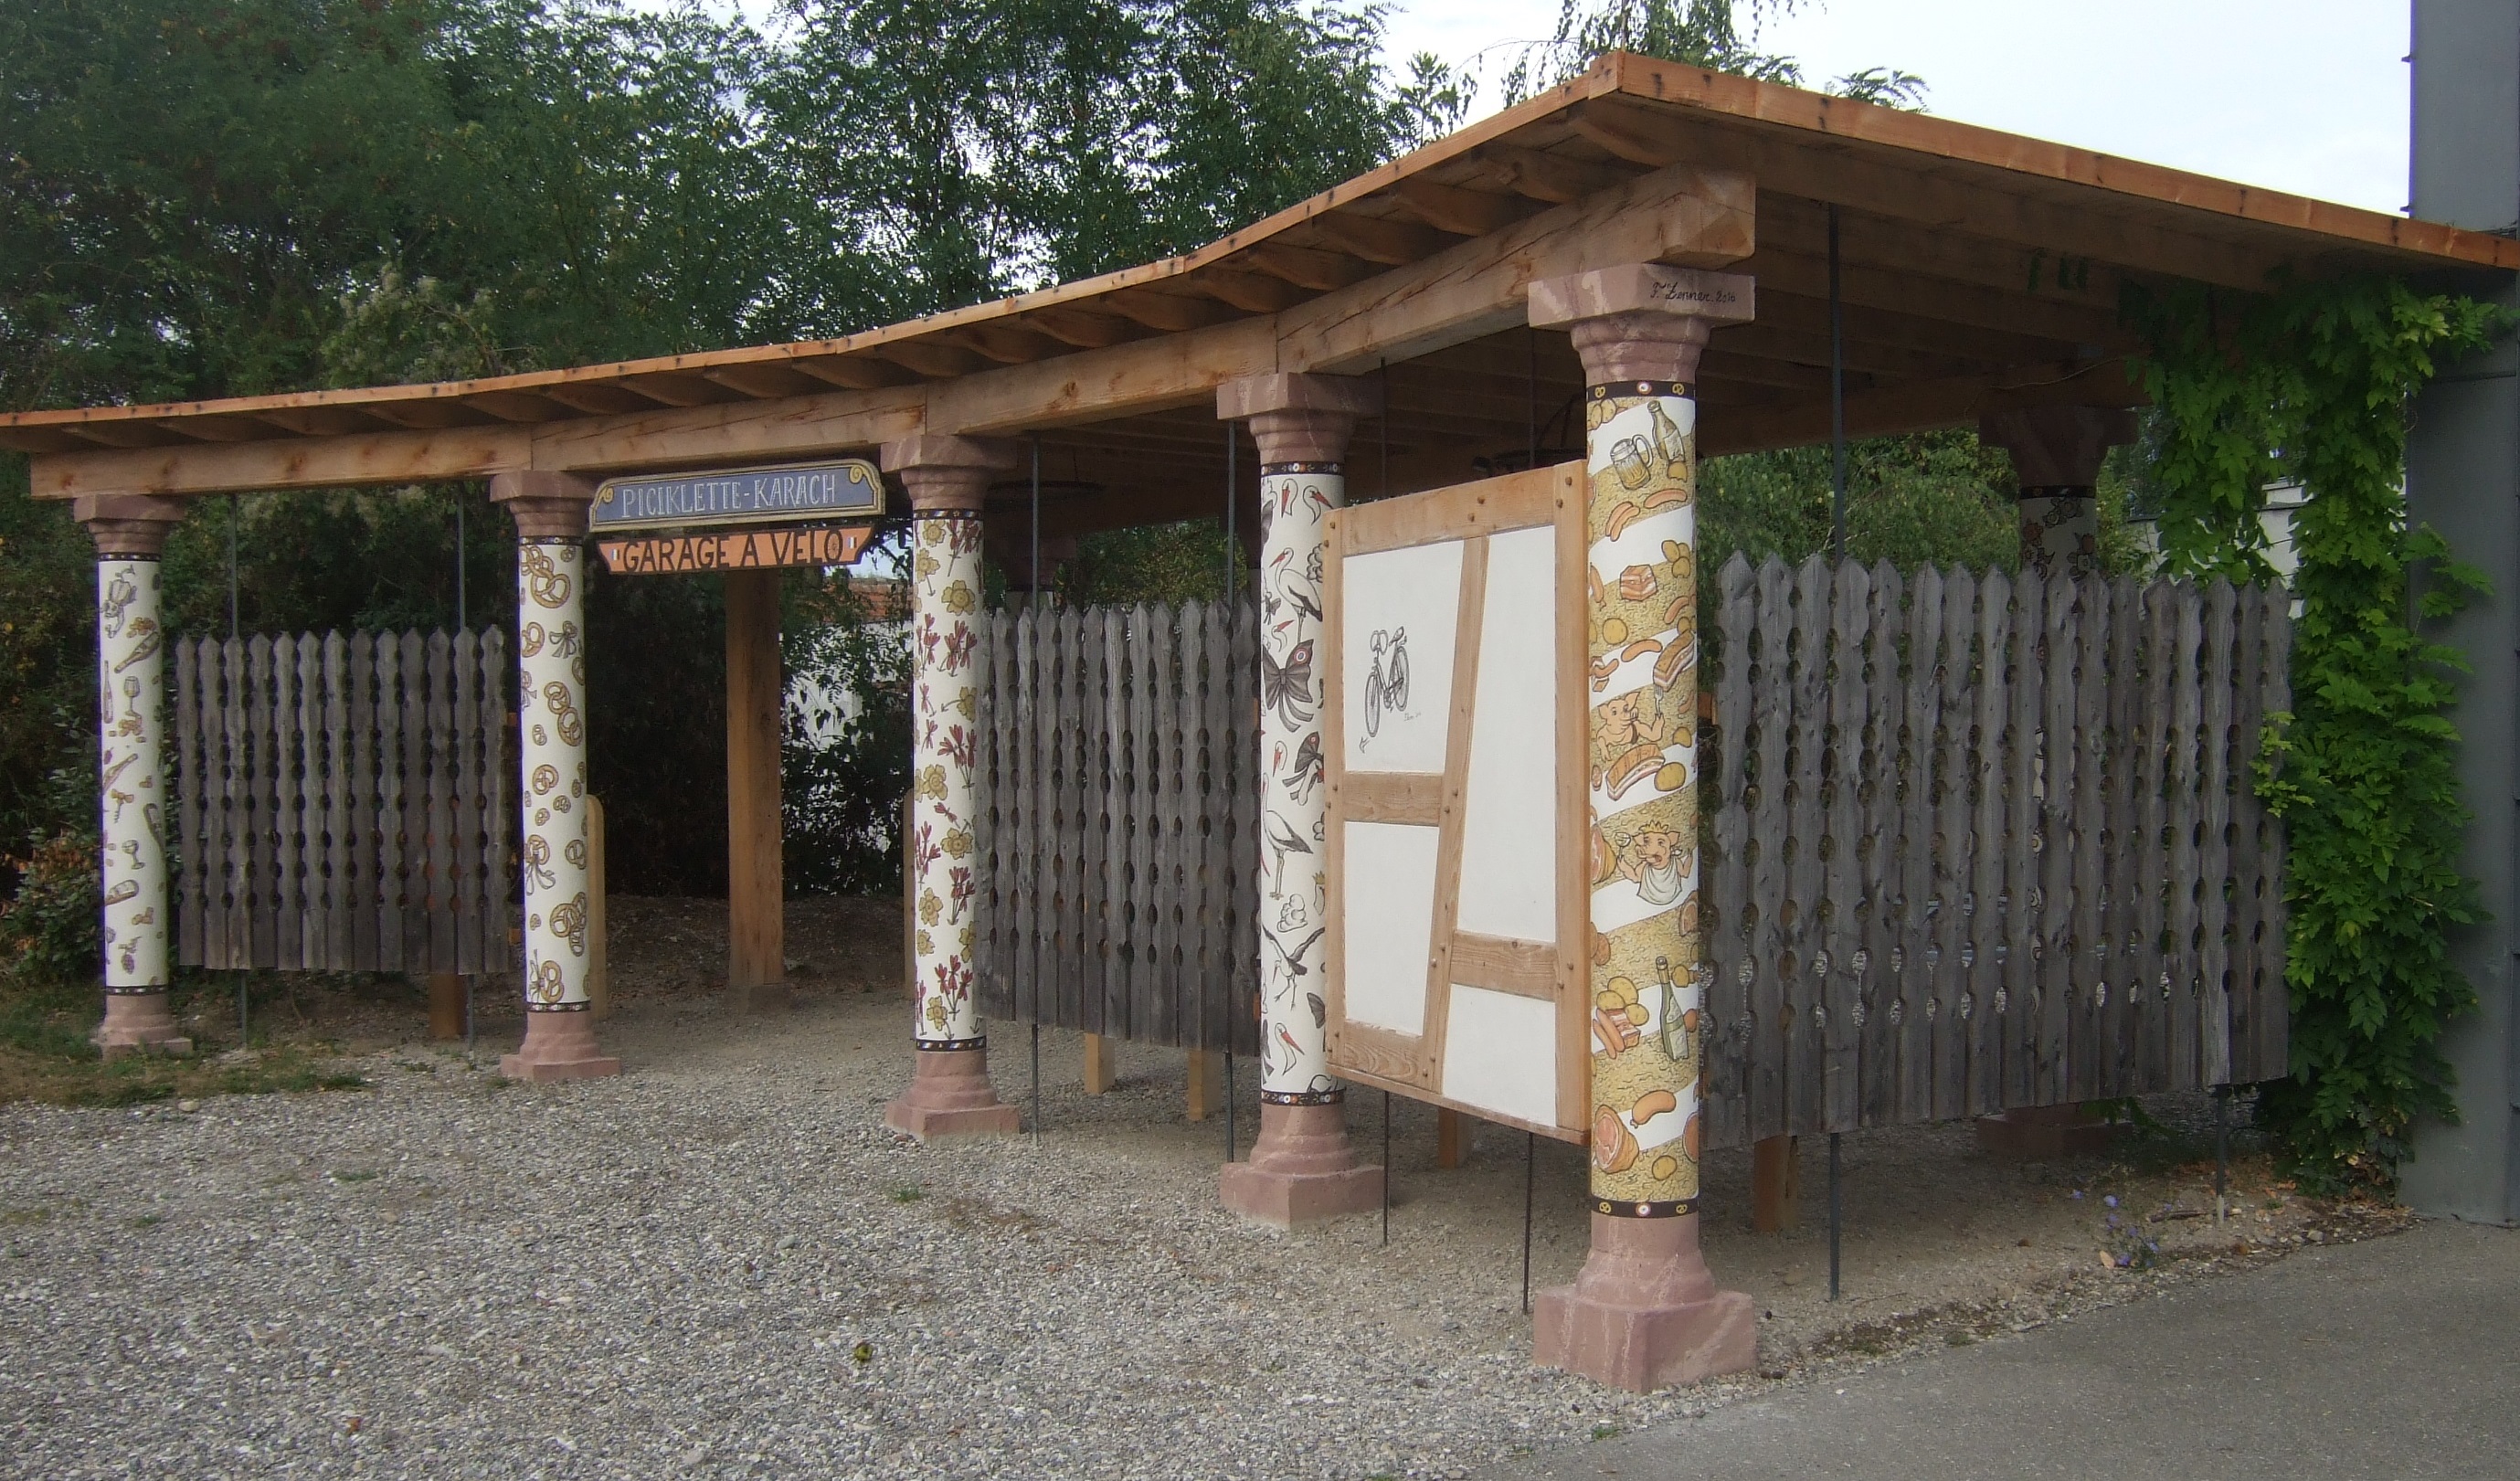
887,1184,926,1204
330,1169,381,1184
1,1206,49,1226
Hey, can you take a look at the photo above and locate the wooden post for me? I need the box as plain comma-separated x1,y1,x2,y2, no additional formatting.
1187,1049,1224,1120
587,794,609,1020
428,973,464,1041
725,567,787,1012
1083,1033,1117,1095
1752,1134,1800,1232
1436,1107,1468,1169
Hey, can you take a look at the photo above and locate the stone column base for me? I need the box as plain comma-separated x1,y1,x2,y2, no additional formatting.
1219,1100,1383,1228
736,981,793,1014
1533,1212,1757,1391
94,990,193,1060
1976,1103,2119,1159
884,1043,1022,1140
499,1009,621,1083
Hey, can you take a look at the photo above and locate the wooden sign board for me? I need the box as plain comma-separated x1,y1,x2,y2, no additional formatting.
592,458,883,533
1323,460,1591,1142
597,524,871,575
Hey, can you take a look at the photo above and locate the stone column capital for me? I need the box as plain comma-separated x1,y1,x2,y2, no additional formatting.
881,433,1020,512
1978,406,2139,489
489,470,598,540
1530,265,1756,386
1218,373,1382,467
72,493,188,558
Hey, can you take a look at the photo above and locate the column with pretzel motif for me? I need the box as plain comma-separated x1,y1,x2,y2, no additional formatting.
76,494,192,1057
881,434,1023,1140
1216,372,1385,1227
1530,265,1757,1391
491,472,619,1081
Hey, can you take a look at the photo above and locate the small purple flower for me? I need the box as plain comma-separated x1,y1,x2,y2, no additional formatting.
2070,1190,2084,1201
2102,1194,2119,1209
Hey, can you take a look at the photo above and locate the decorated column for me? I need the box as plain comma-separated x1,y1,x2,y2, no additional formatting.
489,471,620,1082
1529,265,1757,1391
881,433,1022,1140
76,494,191,1058
1216,372,1385,1227
1980,405,2138,581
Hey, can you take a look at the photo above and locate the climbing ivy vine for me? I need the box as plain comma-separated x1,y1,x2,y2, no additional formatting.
2128,276,2504,1191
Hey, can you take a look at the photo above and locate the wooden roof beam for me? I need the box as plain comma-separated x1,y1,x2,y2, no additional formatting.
699,363,830,399
1391,177,1534,237
1483,144,1636,205
1189,266,1310,312
1023,306,1142,349
1305,212,1445,265
1571,97,2300,291
611,372,733,408
789,355,915,391
1103,289,1234,332
1242,241,1376,291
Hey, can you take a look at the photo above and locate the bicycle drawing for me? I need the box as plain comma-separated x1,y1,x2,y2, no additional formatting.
1362,626,1411,739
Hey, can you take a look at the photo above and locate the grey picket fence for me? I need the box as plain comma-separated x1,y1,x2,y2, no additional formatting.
172,629,513,975
970,599,1265,1057
969,562,2292,1143
1698,555,2292,1148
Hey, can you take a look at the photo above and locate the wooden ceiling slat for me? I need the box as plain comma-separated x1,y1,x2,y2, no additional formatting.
788,355,913,391
1242,241,1376,291
1303,211,1444,265
1390,177,1533,237
612,372,736,408
1103,288,1234,332
1024,306,1141,349
1186,265,1309,313
699,364,827,399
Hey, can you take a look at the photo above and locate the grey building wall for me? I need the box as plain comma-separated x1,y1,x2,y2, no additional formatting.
2404,0,2520,1223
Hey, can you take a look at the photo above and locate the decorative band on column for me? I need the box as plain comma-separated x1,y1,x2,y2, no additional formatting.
1259,460,1343,477
915,1035,986,1053
524,1000,593,1014
1587,381,1693,403
1590,1196,1699,1218
102,985,170,997
2017,484,2096,502
1260,1086,1344,1106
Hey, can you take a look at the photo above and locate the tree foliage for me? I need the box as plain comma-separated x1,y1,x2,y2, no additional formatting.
2131,276,2505,1190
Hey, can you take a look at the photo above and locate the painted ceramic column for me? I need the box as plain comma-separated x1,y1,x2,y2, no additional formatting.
1530,266,1758,1391
1980,406,2138,581
489,472,619,1082
881,434,1022,1140
76,495,191,1058
1216,372,1385,1227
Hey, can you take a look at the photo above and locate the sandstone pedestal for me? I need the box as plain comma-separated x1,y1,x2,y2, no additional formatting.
500,1010,621,1083
94,991,192,1060
1218,1101,1383,1228
884,1045,1022,1140
1533,1213,1757,1391
1975,1103,2121,1159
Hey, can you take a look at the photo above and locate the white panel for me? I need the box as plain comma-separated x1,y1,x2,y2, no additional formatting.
1341,821,1441,1034
1456,524,1558,944
1438,986,1559,1127
1341,539,1463,774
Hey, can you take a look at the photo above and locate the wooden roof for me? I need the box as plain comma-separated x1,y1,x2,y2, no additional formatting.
11,52,2513,531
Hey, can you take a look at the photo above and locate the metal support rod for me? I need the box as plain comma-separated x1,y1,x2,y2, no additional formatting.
1223,1053,1235,1161
464,976,474,1056
1031,439,1042,608
1527,325,1540,471
1828,203,1848,563
1827,1131,1844,1301
454,492,467,630
1380,358,1391,498
230,492,247,1048
1521,1130,1535,1314
1031,1022,1042,1146
1382,1089,1392,1247
1224,420,1237,599
2214,1085,2230,1221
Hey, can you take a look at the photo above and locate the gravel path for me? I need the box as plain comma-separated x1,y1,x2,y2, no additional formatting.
0,979,2356,1480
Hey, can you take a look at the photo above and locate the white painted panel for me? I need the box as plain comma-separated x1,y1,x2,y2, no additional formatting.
1341,821,1441,1034
1438,986,1559,1127
1341,539,1462,774
1456,524,1557,944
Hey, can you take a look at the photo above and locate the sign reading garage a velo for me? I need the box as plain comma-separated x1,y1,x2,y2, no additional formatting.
591,457,884,574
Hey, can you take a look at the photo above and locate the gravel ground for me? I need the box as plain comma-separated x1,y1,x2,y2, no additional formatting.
0,899,2380,1480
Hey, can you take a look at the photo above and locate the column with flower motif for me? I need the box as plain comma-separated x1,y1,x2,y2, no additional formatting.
74,495,192,1057
882,434,1022,1139
1216,373,1385,1226
1529,266,1757,1391
491,472,619,1081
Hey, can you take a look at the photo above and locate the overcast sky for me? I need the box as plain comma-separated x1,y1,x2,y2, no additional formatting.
1383,0,2414,216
